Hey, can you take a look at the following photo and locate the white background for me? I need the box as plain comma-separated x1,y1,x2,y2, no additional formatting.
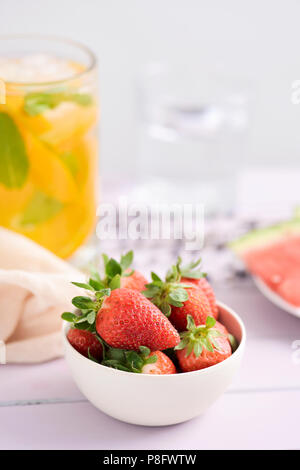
2,0,300,179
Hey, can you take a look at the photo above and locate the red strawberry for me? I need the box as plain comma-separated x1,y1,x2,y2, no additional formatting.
67,328,103,360
181,277,218,319
143,257,215,331
96,288,180,351
102,345,177,374
175,316,232,372
121,269,148,292
169,284,213,331
141,351,176,375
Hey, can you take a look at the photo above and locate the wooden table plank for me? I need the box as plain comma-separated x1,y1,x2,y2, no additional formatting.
1,283,300,404
1,332,299,405
0,359,82,403
0,390,299,450
1,282,300,449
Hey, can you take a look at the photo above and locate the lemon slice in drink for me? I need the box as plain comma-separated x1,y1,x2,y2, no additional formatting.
39,101,97,146
21,128,78,203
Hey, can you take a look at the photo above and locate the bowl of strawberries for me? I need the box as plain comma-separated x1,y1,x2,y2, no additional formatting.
62,253,246,426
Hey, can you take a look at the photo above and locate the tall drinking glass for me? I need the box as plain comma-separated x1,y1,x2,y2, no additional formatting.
136,63,250,214
0,35,98,258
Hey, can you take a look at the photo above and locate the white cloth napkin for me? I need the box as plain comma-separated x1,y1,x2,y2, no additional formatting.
0,228,84,363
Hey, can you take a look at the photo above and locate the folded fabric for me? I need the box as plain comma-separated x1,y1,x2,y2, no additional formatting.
0,228,85,363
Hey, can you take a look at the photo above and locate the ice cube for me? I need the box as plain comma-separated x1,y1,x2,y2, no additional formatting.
0,54,82,83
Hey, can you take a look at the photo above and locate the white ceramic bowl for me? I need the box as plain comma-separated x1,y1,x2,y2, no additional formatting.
63,301,246,426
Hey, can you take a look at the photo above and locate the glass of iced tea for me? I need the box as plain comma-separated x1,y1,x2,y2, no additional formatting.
0,35,98,258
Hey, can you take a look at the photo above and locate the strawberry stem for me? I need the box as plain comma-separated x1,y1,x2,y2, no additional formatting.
175,315,222,358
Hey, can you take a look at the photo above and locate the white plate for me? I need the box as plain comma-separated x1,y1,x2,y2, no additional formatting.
253,276,300,319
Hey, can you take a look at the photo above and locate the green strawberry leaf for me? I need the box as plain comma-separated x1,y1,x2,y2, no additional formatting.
228,333,239,352
202,337,214,352
72,282,94,291
87,348,100,363
87,311,96,324
61,312,77,322
186,342,194,357
102,253,109,268
144,354,157,365
122,269,134,278
125,351,144,372
167,297,183,308
166,265,180,283
205,316,216,328
193,341,203,358
109,274,121,290
120,250,134,270
0,112,29,189
101,344,157,373
176,256,206,280
105,258,122,278
88,278,105,291
142,285,160,298
89,264,102,283
72,296,95,310
75,315,89,324
102,359,131,372
160,301,172,317
106,348,126,362
186,315,196,330
144,259,205,316
174,338,189,351
139,346,151,357
151,272,163,283
176,314,222,358
73,321,92,331
95,288,111,299
168,288,189,303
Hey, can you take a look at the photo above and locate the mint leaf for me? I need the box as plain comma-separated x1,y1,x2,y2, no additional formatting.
60,152,79,177
24,90,93,116
0,112,29,189
18,191,63,227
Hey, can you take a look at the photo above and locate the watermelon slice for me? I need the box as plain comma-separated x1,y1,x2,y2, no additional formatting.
230,216,300,307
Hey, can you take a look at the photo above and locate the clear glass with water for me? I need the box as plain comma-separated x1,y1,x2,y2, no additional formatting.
135,63,250,213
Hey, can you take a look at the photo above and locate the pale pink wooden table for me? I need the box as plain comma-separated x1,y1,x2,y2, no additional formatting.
1,282,300,450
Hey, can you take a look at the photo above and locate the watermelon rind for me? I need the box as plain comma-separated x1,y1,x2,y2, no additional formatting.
229,217,300,255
